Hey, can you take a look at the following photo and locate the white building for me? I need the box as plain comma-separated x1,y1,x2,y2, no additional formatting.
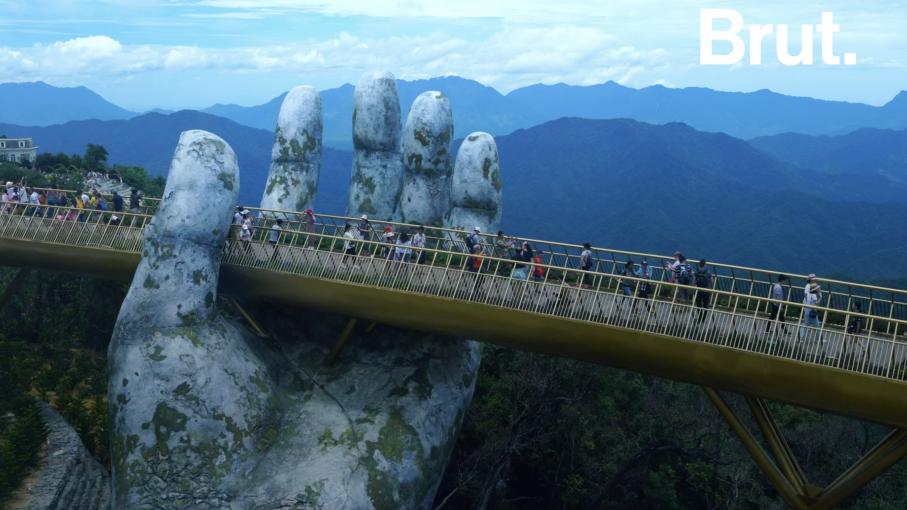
0,137,38,164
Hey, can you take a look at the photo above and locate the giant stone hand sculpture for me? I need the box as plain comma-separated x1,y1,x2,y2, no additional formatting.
108,71,502,509
347,71,404,220
260,86,322,212
397,91,454,226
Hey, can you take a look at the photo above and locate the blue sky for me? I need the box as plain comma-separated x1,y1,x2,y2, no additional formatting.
0,0,904,110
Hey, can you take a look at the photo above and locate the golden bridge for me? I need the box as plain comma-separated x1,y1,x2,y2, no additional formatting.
1,191,905,510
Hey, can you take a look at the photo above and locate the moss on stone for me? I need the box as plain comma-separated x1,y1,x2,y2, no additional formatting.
217,171,235,191
352,172,377,194
174,382,192,396
363,407,428,508
406,153,424,173
150,402,188,446
149,345,166,362
358,197,376,215
143,275,160,289
414,128,432,147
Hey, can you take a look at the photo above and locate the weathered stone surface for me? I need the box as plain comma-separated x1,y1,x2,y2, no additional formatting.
23,403,109,510
108,130,276,508
446,132,503,233
397,91,454,226
347,71,404,220
261,86,323,213
108,78,505,509
236,311,480,510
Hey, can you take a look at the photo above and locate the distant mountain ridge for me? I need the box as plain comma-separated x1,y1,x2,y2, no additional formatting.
751,128,907,182
202,79,907,144
3,112,905,278
0,82,135,126
4,79,906,144
202,77,537,148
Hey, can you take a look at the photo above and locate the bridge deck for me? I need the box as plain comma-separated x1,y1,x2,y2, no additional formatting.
1,203,906,428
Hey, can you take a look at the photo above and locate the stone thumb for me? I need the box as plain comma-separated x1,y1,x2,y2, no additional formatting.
115,130,239,332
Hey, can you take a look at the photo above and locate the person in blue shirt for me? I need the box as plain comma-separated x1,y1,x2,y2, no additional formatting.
765,274,789,335
693,259,713,323
112,191,124,212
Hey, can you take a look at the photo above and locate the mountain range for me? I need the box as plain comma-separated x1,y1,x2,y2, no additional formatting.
0,82,134,126
4,80,906,144
6,109,902,278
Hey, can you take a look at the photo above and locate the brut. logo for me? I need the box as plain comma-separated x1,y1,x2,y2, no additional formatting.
700,9,857,66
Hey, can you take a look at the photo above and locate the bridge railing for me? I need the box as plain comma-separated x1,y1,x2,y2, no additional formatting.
217,222,907,382
0,203,150,252
9,194,907,336
1,204,905,381
241,204,907,328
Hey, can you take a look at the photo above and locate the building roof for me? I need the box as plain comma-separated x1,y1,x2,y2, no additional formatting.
0,137,36,149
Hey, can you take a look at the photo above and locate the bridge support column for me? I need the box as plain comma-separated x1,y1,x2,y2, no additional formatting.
703,387,907,510
230,298,269,338
325,318,358,365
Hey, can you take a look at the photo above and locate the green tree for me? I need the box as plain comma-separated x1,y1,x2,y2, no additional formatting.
84,144,108,171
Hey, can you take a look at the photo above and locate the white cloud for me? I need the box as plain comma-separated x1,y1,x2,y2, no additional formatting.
0,29,670,93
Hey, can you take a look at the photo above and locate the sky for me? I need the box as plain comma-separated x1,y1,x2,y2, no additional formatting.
0,0,904,110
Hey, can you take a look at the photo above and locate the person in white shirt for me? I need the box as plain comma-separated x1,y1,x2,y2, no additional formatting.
804,274,821,301
800,282,822,341
394,232,413,262
412,225,427,264
342,224,358,263
268,219,283,261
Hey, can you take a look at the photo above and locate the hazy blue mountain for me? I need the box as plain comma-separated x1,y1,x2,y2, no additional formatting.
310,118,906,279
201,78,907,145
487,118,907,279
0,110,350,206
6,113,905,278
506,83,907,139
750,128,907,186
7,79,907,145
0,82,135,126
203,77,536,148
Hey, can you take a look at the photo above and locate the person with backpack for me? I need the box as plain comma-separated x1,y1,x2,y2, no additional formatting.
636,259,654,314
666,252,693,304
465,227,482,255
512,241,532,280
693,259,713,323
765,274,790,335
